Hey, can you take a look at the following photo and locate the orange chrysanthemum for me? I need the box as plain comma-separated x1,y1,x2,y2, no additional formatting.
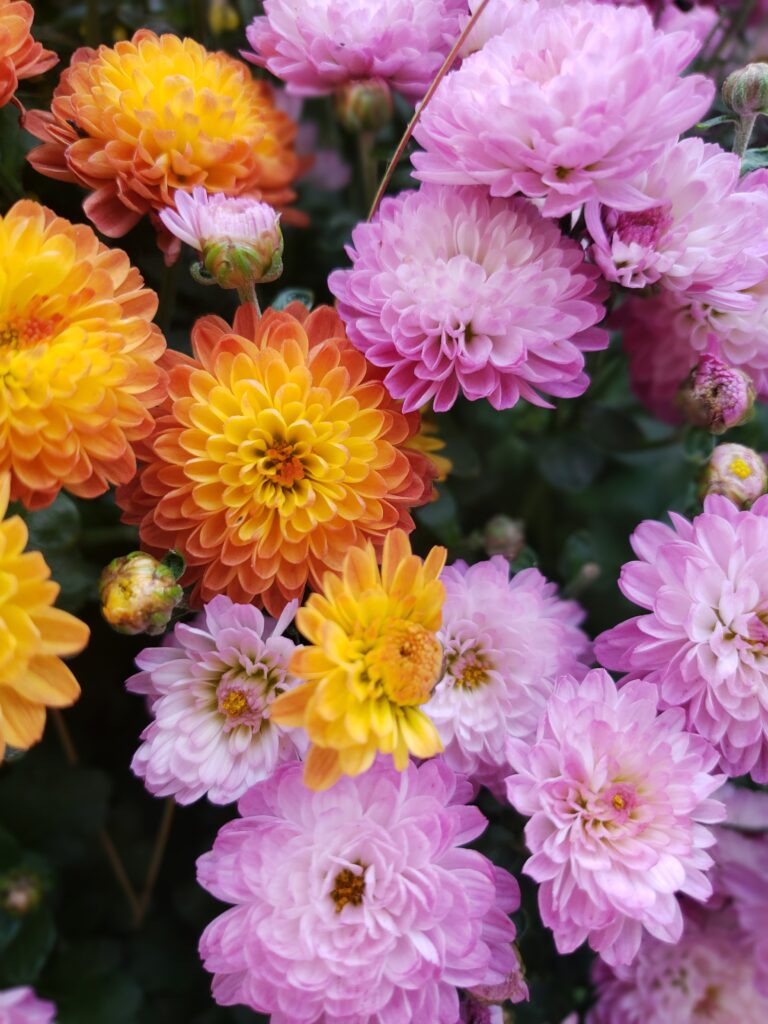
0,200,166,510
117,303,437,615
0,475,89,762
0,0,57,110
25,30,302,250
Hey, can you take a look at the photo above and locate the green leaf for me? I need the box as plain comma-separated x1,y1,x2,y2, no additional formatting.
580,405,646,453
695,114,736,129
0,906,55,986
536,435,604,492
20,493,81,553
414,487,461,545
741,146,768,173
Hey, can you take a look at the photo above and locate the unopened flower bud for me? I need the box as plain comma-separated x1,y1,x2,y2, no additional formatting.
723,63,768,117
483,515,525,561
335,77,393,133
678,353,755,434
0,871,44,916
701,443,768,508
99,551,184,636
208,0,239,35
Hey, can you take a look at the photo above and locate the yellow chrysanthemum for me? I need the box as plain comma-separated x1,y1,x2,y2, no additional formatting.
0,200,166,510
26,30,301,247
0,475,89,761
271,529,447,790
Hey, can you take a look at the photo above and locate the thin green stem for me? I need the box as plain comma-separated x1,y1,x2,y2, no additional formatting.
134,798,175,927
734,114,758,158
237,281,260,314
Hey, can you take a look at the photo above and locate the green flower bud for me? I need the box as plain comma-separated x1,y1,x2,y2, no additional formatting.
723,63,768,117
335,77,393,134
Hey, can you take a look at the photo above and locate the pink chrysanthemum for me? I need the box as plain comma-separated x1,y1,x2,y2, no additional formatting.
158,187,281,252
329,184,607,413
587,903,768,1023
412,1,714,217
127,596,304,805
596,495,768,781
243,0,465,100
0,988,55,1024
506,669,725,967
197,758,523,1023
426,557,591,791
586,140,768,291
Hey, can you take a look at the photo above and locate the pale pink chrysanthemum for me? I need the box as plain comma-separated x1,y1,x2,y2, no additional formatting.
329,184,607,413
243,0,466,100
127,596,304,805
506,669,725,967
426,557,591,792
586,140,768,292
587,903,768,1024
0,988,55,1024
158,187,281,253
596,495,768,782
412,1,714,217
197,758,523,1023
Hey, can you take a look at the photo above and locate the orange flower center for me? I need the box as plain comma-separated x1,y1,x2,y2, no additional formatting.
260,440,305,488
366,620,443,706
0,302,65,352
330,863,367,913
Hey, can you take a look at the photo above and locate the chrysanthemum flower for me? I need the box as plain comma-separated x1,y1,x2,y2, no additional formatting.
116,304,435,616
329,185,607,413
587,905,768,1023
127,596,303,805
270,529,446,790
25,31,300,251
412,1,714,217
0,475,89,762
0,0,56,109
426,558,591,791
596,495,768,781
586,140,768,292
506,669,725,967
243,0,466,100
0,987,56,1024
0,200,165,510
197,758,522,1023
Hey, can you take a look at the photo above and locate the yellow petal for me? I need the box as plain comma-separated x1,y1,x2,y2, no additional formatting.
32,607,90,656
0,474,10,520
17,656,80,706
0,687,46,751
381,529,411,590
399,707,443,759
339,742,377,777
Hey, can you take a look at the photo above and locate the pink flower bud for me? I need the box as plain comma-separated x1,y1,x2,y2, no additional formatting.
335,77,393,133
701,443,768,508
723,63,768,117
678,353,755,434
99,551,184,636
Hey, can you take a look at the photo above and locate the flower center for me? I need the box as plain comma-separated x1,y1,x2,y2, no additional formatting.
365,620,443,706
729,457,753,480
216,679,266,732
220,689,249,717
260,440,305,488
446,647,492,690
330,862,367,913
0,305,63,352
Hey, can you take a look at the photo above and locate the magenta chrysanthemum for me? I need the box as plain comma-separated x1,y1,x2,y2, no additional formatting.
586,140,768,292
243,0,465,100
197,758,522,1023
596,495,768,781
329,184,607,413
0,988,55,1024
127,596,304,805
426,558,591,790
506,669,725,967
412,1,714,217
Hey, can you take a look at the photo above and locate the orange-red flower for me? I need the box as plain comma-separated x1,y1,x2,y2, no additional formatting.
0,200,166,510
0,0,57,110
25,31,302,252
117,303,437,615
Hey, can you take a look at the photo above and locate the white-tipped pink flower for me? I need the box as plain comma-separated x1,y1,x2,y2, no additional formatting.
506,669,725,967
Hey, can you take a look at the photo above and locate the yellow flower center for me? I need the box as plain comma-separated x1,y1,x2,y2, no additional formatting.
729,457,752,479
365,620,443,706
220,690,249,718
330,863,367,913
612,794,626,811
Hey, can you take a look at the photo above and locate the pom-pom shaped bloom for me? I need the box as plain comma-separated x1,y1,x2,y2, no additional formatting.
25,31,300,247
127,596,303,804
426,557,591,789
116,304,435,615
413,1,714,217
0,987,55,1024
243,0,465,100
586,140,768,293
197,758,522,1023
0,200,166,510
0,0,56,108
506,670,725,966
596,495,768,781
271,529,446,790
0,476,89,761
329,185,607,412
587,905,768,1023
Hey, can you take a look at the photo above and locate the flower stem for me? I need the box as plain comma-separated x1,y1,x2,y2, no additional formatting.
51,711,142,922
134,798,175,928
734,114,758,159
357,132,379,212
367,0,493,221
237,281,261,314
85,0,101,47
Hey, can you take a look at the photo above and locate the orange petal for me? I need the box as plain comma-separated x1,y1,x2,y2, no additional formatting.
303,745,342,791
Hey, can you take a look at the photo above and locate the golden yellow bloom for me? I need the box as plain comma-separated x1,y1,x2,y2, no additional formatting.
0,475,89,761
25,31,301,250
0,200,166,510
271,529,446,790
